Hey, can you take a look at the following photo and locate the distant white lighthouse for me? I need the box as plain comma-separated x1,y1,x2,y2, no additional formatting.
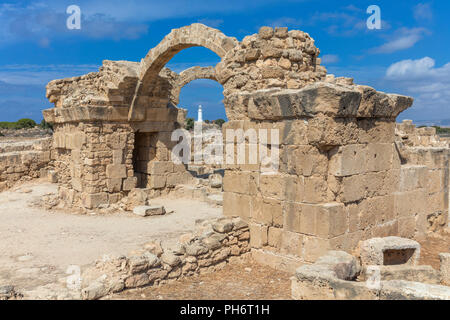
197,104,203,123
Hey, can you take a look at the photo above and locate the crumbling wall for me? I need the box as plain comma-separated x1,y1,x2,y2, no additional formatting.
80,217,250,300
0,138,52,191
217,26,327,99
394,120,450,235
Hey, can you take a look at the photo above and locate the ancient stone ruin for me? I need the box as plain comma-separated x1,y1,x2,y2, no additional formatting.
0,23,446,300
40,23,449,270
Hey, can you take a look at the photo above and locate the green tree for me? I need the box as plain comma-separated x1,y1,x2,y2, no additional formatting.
215,118,225,127
16,118,36,129
185,118,195,130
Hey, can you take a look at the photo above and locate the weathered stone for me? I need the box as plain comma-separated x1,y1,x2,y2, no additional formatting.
161,252,181,267
358,237,420,266
133,205,166,217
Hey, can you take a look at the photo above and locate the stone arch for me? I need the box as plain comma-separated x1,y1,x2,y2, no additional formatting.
128,23,238,121
171,66,218,106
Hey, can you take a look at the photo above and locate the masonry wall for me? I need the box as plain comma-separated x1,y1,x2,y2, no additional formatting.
395,120,450,234
0,138,52,191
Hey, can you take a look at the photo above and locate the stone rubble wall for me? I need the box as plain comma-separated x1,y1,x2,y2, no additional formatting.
396,120,449,147
0,137,53,191
217,26,327,101
80,217,250,300
395,120,450,234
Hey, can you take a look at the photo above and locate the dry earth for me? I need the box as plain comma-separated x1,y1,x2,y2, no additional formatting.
0,180,221,296
108,261,292,300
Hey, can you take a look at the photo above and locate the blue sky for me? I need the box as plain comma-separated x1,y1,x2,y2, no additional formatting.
0,0,449,123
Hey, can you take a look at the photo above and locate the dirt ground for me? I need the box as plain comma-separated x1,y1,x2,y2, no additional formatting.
0,180,221,296
109,261,292,300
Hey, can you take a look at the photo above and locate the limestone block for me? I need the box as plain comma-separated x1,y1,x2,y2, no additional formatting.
223,192,251,219
48,170,58,183
397,216,416,238
283,202,301,233
360,265,441,285
340,174,366,203
439,253,450,286
107,178,122,193
267,227,283,248
366,143,393,172
249,223,268,248
288,145,328,177
394,189,427,218
398,165,427,192
426,169,445,193
123,177,137,191
166,172,191,187
329,144,366,177
427,192,447,215
148,161,173,175
223,171,258,195
303,236,330,263
280,231,303,256
133,205,166,217
358,236,420,266
83,192,108,209
106,164,127,179
252,197,283,227
299,203,346,239
106,133,127,149
315,250,360,281
148,175,166,189
112,149,123,164
303,176,329,203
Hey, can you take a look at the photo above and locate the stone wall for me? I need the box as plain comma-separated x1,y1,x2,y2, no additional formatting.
217,26,327,99
0,137,52,191
80,217,250,300
221,78,416,271
394,120,450,234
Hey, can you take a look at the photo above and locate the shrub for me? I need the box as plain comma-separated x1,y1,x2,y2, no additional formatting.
185,118,195,130
215,118,225,127
16,118,37,129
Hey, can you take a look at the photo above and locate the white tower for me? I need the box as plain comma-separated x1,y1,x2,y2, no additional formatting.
197,104,203,123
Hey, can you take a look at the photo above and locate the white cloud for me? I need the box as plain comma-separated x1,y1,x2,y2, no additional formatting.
413,3,433,22
370,28,428,54
386,57,437,79
321,54,339,64
385,57,450,118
